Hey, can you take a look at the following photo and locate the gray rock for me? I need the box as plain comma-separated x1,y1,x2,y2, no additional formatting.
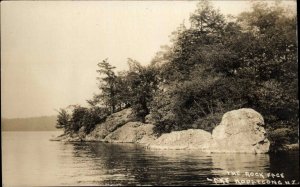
104,122,156,144
211,108,270,153
148,108,270,154
52,107,270,154
148,129,213,151
85,108,133,141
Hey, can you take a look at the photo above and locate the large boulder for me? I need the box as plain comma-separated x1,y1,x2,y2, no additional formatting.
85,108,133,141
211,108,270,153
104,122,156,144
148,129,213,150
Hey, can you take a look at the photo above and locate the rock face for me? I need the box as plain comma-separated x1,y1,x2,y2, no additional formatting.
104,122,156,144
211,108,270,153
149,129,212,151
53,107,270,154
85,108,133,141
148,108,270,153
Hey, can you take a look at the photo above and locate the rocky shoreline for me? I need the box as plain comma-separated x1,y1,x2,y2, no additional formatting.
51,108,273,154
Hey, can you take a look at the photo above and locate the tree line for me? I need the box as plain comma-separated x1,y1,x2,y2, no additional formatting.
56,1,298,151
56,58,158,134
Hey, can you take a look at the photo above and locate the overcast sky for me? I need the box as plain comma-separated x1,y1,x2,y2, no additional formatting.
1,1,296,118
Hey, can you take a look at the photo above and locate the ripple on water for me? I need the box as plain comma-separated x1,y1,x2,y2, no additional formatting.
2,132,299,186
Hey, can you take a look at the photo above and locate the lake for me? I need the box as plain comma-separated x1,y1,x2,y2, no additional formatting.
2,131,299,186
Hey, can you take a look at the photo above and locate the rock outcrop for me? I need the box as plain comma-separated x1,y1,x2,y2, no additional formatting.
149,129,212,151
85,108,133,141
52,108,270,153
104,122,156,144
148,108,270,153
211,108,270,153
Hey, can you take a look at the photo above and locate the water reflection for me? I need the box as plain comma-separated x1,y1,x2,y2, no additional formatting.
3,132,298,186
64,142,218,185
67,141,299,185
212,153,270,172
269,153,299,181
211,153,270,183
62,141,278,185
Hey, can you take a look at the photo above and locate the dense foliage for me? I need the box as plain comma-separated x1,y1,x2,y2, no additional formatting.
56,1,298,150
151,1,298,145
56,105,108,134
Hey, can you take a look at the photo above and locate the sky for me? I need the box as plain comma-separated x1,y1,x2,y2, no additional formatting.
1,0,296,119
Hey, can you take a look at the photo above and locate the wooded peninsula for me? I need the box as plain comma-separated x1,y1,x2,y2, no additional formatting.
54,1,298,153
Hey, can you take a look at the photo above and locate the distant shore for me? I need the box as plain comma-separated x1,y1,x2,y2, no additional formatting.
1,116,58,131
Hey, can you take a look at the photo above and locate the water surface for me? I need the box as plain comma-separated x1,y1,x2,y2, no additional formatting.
2,132,299,186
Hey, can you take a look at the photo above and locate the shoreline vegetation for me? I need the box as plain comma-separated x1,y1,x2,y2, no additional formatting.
51,107,298,153
53,1,298,153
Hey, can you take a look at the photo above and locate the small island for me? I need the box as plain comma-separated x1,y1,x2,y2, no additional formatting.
52,1,298,154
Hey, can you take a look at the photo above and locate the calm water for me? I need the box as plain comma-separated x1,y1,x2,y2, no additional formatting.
2,131,299,186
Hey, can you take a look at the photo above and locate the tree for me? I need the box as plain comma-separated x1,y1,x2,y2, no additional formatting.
69,105,88,133
235,2,298,138
115,71,132,110
126,59,158,122
81,106,109,133
190,0,226,35
58,104,109,134
55,108,71,133
150,0,298,150
96,59,118,113
55,1,297,151
151,0,233,133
